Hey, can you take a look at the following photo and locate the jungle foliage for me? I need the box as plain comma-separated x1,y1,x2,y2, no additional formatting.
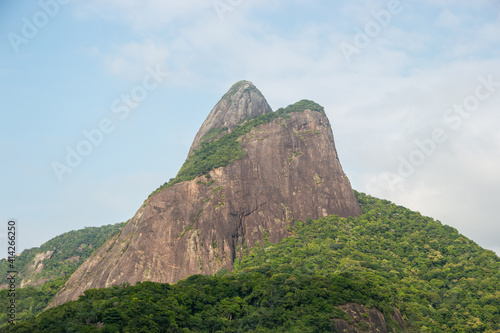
3,193,499,332
234,192,500,332
0,223,126,328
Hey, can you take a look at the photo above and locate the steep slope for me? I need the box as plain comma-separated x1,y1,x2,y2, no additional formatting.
233,192,500,332
188,80,273,156
9,193,498,332
0,222,125,290
49,83,361,307
0,222,125,328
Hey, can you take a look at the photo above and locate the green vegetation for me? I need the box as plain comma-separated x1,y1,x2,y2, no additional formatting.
0,222,126,286
274,99,325,117
149,100,325,197
0,277,68,328
177,207,204,238
4,273,393,332
196,127,228,149
288,151,302,163
4,193,498,332
0,222,125,329
235,192,500,332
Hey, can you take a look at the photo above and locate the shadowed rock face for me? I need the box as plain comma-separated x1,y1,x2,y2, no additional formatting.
49,83,361,308
334,303,407,333
188,80,273,156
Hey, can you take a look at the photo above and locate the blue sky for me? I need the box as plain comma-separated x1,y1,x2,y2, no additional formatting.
1,0,499,255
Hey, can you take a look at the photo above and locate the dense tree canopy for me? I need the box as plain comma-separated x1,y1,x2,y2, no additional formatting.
3,193,498,332
0,222,126,328
235,192,500,332
0,222,126,286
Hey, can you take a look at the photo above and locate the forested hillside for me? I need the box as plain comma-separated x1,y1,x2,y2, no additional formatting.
235,192,500,332
0,222,126,327
3,193,498,332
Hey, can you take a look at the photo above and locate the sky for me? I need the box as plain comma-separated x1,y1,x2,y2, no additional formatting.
0,0,499,256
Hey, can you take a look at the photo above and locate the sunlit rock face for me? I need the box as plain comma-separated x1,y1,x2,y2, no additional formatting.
49,81,361,307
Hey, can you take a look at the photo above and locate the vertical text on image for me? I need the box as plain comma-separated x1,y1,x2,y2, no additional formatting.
6,220,18,324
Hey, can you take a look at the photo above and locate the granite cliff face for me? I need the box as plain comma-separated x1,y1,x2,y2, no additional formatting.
188,80,273,156
50,81,361,307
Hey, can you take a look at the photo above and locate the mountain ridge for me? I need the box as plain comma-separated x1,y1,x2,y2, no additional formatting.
6,192,499,332
3,82,499,332
188,80,273,156
0,222,125,290
0,222,126,327
49,82,362,308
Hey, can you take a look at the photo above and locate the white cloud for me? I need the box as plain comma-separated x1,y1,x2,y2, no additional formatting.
479,15,500,44
67,0,500,255
359,148,500,254
437,9,461,27
355,92,500,253
74,0,212,30
86,39,170,79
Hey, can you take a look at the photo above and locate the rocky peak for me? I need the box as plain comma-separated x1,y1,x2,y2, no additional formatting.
49,82,361,308
188,80,272,156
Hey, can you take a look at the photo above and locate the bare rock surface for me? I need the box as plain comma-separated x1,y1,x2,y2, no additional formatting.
49,83,361,308
188,80,273,156
334,303,407,333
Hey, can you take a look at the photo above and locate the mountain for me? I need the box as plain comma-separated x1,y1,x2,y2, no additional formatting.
49,81,362,307
0,222,125,327
6,193,499,332
0,222,125,290
188,80,273,156
6,80,495,332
